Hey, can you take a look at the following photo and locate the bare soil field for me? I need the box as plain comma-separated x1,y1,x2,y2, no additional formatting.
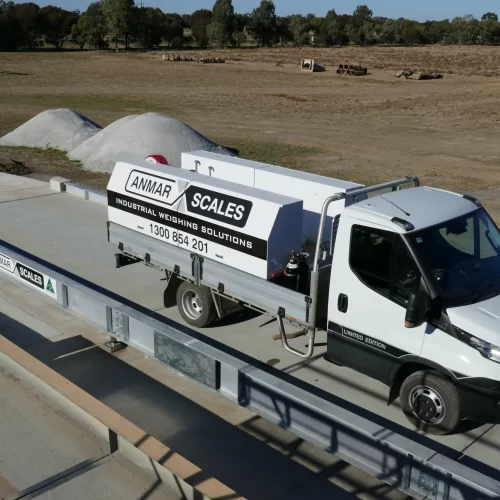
1,46,500,217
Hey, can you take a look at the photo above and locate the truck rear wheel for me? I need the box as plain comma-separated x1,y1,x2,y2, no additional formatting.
400,371,461,435
176,281,216,328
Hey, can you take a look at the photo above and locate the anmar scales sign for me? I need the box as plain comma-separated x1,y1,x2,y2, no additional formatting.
0,252,58,299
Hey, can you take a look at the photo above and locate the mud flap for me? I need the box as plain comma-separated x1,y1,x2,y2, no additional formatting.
388,377,402,406
163,273,182,308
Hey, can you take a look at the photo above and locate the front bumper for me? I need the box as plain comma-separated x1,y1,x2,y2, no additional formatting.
457,377,500,423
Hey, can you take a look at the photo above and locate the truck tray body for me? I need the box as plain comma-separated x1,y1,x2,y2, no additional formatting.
107,159,304,280
108,222,312,325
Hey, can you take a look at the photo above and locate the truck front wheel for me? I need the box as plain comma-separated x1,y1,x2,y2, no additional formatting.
176,281,217,328
400,371,461,435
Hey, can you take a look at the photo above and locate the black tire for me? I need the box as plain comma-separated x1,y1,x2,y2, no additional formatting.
400,370,461,435
176,281,216,328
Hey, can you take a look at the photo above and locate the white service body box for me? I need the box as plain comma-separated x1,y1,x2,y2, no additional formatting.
107,159,303,280
181,151,273,186
181,151,365,244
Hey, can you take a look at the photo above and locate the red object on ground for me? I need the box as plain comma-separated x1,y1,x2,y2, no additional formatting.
144,155,169,165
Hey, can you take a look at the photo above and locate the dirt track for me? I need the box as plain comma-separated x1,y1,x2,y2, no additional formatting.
1,47,500,217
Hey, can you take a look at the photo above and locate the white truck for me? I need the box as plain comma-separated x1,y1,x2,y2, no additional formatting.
107,157,500,436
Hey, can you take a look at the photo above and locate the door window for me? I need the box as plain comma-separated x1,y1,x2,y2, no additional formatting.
350,225,422,306
350,226,393,297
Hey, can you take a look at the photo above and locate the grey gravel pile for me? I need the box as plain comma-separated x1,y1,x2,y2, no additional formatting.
0,108,102,152
0,109,233,173
68,112,233,172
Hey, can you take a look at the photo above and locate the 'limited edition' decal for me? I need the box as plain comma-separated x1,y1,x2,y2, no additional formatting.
328,321,408,357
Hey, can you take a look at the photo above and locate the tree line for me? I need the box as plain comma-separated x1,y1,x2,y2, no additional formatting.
1,0,500,51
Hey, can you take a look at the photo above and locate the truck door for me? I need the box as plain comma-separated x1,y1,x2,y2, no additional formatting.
327,218,428,383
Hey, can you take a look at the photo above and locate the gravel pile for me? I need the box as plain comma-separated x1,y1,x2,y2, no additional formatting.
69,112,233,172
1,109,233,173
0,108,102,152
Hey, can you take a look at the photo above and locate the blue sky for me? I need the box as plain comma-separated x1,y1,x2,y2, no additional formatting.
35,0,498,21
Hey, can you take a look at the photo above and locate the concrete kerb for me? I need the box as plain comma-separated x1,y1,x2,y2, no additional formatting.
65,183,107,204
0,335,244,500
51,177,107,205
49,176,72,192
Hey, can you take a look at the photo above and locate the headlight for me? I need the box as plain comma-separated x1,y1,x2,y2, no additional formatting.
456,327,500,364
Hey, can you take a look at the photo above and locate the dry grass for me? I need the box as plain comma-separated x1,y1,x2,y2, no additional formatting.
0,145,110,189
0,158,32,175
1,48,500,220
162,45,500,77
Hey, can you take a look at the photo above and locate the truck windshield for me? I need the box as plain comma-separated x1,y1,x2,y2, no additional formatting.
409,208,500,307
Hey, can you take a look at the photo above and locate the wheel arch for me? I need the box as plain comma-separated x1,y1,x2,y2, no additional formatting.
388,356,457,405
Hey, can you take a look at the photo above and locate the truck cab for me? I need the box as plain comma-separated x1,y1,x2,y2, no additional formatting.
325,186,500,434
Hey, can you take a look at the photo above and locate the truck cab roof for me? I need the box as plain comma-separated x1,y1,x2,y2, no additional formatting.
346,186,480,233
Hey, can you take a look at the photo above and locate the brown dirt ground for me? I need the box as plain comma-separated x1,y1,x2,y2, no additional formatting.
1,47,500,218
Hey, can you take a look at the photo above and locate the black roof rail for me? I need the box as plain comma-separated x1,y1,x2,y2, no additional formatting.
391,217,415,231
463,194,481,207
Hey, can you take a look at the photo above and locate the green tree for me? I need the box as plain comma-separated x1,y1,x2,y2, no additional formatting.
352,4,372,26
191,8,211,47
251,0,276,46
482,12,498,22
275,16,292,46
401,20,420,44
87,2,107,48
11,2,40,48
72,2,107,50
380,18,402,44
450,14,479,44
480,19,500,44
163,13,184,47
38,6,78,48
234,12,250,32
362,19,377,44
305,13,322,43
233,30,247,46
349,4,373,44
71,20,87,49
207,0,234,47
101,0,135,49
289,14,307,46
319,9,341,46
135,7,164,48
421,20,449,43
0,1,23,50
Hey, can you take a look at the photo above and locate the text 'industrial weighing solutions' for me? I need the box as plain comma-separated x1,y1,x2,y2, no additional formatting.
107,159,303,279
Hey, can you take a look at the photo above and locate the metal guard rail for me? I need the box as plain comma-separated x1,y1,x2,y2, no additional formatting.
0,238,498,500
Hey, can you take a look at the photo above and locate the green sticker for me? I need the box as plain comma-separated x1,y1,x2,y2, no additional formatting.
46,278,55,294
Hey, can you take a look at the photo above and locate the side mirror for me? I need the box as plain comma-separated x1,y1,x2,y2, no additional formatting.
405,290,430,328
